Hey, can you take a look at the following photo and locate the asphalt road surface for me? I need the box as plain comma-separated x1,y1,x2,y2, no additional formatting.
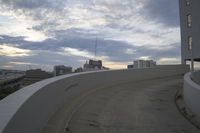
42,75,200,133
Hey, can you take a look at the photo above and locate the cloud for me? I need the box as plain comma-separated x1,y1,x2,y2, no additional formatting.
158,57,181,64
8,61,34,65
61,47,94,59
0,44,32,57
0,0,66,11
0,0,182,70
0,0,180,38
0,14,48,41
139,56,151,60
142,0,180,27
0,34,181,69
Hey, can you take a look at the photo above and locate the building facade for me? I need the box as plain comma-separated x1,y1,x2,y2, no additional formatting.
83,59,109,71
74,67,83,73
54,65,72,76
179,0,200,64
133,60,156,69
127,64,134,69
83,59,102,71
23,69,53,86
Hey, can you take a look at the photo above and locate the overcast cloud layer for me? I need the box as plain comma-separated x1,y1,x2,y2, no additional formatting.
0,0,181,71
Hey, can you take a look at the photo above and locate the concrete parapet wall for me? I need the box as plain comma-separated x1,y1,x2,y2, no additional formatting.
0,65,189,133
184,71,200,118
191,70,200,85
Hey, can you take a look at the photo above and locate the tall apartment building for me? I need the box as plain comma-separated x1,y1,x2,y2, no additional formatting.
179,0,200,64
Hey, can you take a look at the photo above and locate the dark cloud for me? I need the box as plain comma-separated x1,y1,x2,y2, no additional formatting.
0,51,82,71
0,0,66,10
0,0,180,34
0,34,181,64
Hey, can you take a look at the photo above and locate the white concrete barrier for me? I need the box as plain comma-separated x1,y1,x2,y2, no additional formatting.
184,71,200,118
191,70,200,84
0,65,189,133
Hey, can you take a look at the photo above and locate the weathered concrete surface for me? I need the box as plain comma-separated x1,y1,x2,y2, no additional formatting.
1,66,189,133
59,75,199,133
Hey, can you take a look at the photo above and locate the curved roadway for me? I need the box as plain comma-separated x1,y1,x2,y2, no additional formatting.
42,75,199,133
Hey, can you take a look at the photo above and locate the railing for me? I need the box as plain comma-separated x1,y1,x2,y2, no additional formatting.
0,65,189,133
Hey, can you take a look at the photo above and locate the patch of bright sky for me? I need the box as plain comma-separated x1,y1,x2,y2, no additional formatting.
139,56,151,60
0,44,32,57
0,14,47,42
62,47,95,59
157,57,181,65
124,48,136,55
61,47,109,61
9,61,34,65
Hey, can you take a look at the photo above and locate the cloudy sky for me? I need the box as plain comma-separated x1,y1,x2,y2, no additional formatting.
0,0,181,71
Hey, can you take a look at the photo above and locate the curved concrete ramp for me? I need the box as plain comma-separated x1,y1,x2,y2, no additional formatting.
43,75,199,133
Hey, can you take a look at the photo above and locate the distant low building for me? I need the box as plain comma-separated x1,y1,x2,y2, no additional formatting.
74,67,83,73
127,65,134,69
0,69,25,99
54,65,72,76
83,59,109,71
23,69,53,86
134,60,156,68
128,60,156,69
0,69,25,76
83,59,102,71
0,69,25,89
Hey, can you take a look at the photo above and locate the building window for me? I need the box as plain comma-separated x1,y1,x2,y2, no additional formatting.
186,0,191,6
187,14,192,28
188,36,192,50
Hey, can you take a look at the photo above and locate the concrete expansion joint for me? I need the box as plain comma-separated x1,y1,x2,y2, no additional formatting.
175,88,200,130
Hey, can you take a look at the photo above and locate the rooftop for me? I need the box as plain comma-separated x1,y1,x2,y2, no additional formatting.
0,65,199,133
42,75,199,133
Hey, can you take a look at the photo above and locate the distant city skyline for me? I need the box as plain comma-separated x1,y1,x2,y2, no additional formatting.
0,0,181,71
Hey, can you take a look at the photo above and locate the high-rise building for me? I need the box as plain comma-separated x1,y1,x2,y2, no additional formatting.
179,0,200,64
